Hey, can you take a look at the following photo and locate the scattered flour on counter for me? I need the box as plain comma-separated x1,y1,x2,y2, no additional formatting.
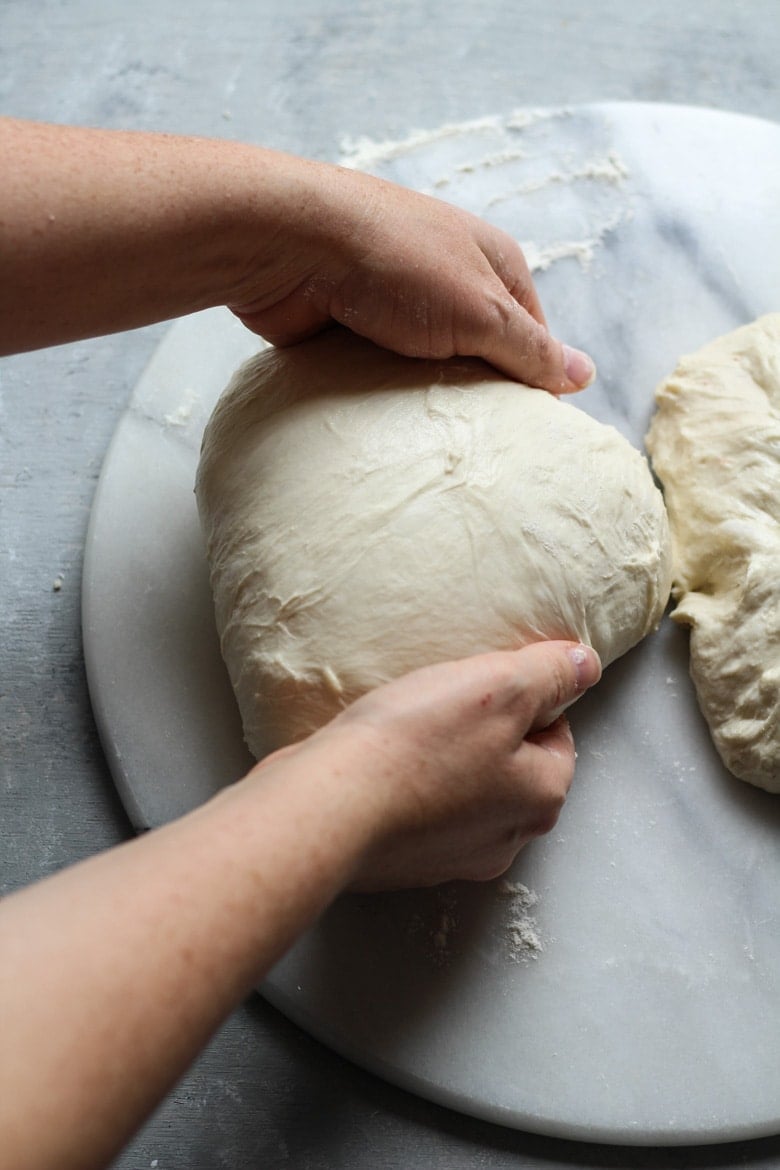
339,107,572,171
457,147,528,172
413,881,545,966
486,149,628,207
521,206,627,273
430,886,459,963
435,147,529,187
339,108,631,279
505,106,573,131
340,115,505,170
163,387,200,428
497,880,545,964
523,237,598,274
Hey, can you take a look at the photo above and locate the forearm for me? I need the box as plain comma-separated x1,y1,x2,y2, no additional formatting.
0,640,598,1170
0,118,323,353
0,737,379,1170
0,118,594,389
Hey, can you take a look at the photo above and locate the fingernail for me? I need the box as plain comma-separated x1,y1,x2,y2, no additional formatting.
562,345,596,389
567,644,602,691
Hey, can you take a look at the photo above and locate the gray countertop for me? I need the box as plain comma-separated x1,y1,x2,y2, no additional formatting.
2,3,780,1167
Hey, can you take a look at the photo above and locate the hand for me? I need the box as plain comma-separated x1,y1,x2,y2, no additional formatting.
0,639,599,1169
254,639,602,891
1,121,595,391
228,163,596,394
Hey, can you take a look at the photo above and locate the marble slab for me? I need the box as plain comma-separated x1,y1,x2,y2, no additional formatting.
82,103,780,1144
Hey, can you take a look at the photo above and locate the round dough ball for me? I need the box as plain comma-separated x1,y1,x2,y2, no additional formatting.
196,329,671,757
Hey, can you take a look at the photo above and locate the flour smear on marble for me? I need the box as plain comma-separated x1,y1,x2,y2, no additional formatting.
340,106,632,275
413,880,545,967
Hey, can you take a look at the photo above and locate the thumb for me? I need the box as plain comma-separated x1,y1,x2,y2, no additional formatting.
478,301,597,394
505,640,602,734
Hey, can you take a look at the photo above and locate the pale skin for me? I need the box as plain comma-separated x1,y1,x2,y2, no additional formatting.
0,117,601,1170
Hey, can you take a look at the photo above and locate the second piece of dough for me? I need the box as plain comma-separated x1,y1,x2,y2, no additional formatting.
646,313,780,793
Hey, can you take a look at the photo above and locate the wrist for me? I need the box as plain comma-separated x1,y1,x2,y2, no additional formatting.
289,718,410,865
218,147,338,310
216,726,390,899
220,149,380,321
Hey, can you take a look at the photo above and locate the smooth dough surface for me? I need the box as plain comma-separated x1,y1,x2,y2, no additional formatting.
196,329,671,756
646,313,780,793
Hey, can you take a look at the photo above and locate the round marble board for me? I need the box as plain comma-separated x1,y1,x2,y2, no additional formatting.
82,104,780,1145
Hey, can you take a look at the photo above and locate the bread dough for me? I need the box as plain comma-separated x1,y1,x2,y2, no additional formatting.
196,329,671,756
646,314,780,793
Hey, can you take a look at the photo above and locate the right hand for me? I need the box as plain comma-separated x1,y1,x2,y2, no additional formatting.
259,640,602,891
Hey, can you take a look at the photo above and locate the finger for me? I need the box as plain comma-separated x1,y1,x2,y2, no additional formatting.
466,292,596,394
525,713,576,760
513,721,577,840
482,231,548,329
514,275,547,331
478,225,593,389
503,640,602,738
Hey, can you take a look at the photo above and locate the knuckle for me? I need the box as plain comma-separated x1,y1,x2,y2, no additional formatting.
531,325,554,364
474,855,516,883
456,288,515,349
514,757,572,838
491,290,524,340
516,320,555,376
532,788,568,836
498,242,533,285
467,832,523,883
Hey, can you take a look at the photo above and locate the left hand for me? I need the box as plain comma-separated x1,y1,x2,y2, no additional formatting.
229,161,596,394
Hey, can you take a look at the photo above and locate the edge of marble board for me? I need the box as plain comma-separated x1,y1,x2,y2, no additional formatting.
260,974,780,1148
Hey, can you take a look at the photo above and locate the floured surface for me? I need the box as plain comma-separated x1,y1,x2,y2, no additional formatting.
339,107,632,275
83,104,780,1144
647,314,780,792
